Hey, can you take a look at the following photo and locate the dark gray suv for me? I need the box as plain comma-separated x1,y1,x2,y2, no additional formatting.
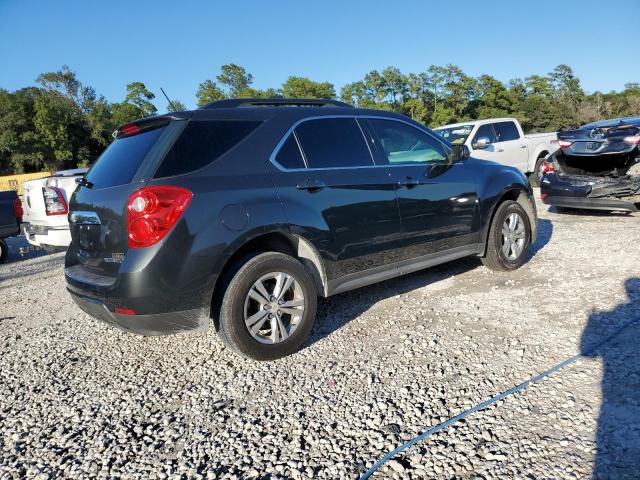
65,99,537,360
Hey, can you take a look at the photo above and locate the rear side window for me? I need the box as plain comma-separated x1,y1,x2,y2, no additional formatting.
275,134,305,169
295,118,373,168
85,127,166,189
493,121,520,142
155,120,261,178
472,124,497,145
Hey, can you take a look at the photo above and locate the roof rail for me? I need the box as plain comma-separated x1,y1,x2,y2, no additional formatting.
201,98,353,109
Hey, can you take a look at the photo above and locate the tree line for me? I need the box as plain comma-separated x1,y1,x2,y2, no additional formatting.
1,63,638,175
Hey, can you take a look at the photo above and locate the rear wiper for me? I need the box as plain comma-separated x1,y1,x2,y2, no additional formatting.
75,177,94,189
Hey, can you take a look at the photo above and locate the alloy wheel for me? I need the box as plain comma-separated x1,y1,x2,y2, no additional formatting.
501,212,526,260
243,271,305,344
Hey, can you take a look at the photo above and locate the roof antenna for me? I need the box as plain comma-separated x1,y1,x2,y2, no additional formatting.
160,87,179,112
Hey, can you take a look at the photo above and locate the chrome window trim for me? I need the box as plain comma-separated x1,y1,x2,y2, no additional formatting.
268,115,451,172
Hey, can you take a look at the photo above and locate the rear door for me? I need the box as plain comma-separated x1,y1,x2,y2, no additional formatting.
366,118,480,262
266,117,402,283
492,121,529,172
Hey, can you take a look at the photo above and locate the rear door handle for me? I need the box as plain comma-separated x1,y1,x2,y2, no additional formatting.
296,179,326,192
397,177,421,189
497,148,505,153
520,145,527,149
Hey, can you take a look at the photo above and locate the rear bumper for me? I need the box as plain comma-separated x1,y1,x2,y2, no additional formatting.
542,195,638,212
68,290,209,335
22,222,71,249
541,173,639,212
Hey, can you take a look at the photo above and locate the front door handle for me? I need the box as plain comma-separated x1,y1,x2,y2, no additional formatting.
296,178,326,192
520,144,527,149
497,148,505,153
397,177,421,189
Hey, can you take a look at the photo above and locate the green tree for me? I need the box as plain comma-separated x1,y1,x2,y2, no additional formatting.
0,88,51,174
196,79,225,106
281,76,335,99
111,82,157,127
217,63,254,97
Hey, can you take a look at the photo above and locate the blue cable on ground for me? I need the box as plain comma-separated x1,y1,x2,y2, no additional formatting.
359,316,640,479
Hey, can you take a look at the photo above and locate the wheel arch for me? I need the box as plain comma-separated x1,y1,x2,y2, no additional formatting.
480,187,537,256
210,230,327,328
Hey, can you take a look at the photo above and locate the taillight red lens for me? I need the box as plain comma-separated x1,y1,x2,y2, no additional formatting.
540,192,548,200
13,198,23,220
43,187,68,216
114,307,136,315
623,135,640,145
541,160,556,175
558,140,573,149
127,186,192,248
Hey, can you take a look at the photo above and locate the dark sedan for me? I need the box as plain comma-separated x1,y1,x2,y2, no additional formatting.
541,117,640,212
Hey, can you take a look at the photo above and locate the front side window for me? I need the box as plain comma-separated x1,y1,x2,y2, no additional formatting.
472,124,498,145
294,118,373,168
155,120,261,178
493,121,520,142
369,119,447,165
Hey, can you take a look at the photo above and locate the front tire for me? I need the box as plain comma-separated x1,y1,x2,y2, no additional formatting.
218,252,317,360
0,238,7,264
482,200,531,271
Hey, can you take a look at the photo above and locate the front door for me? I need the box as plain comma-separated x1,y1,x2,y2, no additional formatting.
365,118,480,263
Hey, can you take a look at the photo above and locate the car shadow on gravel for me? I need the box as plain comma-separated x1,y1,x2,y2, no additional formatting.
1,235,49,264
306,220,554,347
305,256,480,346
527,218,553,260
581,278,640,479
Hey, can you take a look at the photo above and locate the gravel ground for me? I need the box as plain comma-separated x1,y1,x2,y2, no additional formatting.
1,194,640,479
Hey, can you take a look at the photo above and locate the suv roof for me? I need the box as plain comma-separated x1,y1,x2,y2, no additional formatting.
121,99,415,132
201,98,353,109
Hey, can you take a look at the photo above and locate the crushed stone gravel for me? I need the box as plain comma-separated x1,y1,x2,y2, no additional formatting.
1,195,639,479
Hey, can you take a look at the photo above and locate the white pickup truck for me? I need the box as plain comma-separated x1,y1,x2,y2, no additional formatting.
22,168,87,252
433,118,559,186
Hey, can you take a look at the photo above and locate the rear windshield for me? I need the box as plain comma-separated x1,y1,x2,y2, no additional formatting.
154,120,261,178
85,127,166,189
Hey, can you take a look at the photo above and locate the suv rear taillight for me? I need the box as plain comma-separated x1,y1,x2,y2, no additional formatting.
127,186,192,248
43,187,68,215
558,140,574,148
13,198,23,221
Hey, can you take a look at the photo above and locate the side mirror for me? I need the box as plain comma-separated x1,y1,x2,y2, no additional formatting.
448,144,470,163
472,137,491,149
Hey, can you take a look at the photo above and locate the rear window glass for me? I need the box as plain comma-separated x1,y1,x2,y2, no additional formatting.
85,127,165,189
494,121,520,142
275,134,306,169
155,120,261,178
295,118,373,168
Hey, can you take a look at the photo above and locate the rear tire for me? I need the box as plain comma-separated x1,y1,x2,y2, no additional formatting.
528,155,546,188
481,200,531,272
218,252,317,360
0,238,7,264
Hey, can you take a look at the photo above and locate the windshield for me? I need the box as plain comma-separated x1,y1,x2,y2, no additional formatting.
434,125,474,145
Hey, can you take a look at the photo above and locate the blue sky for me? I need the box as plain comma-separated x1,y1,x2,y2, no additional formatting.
1,0,639,111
